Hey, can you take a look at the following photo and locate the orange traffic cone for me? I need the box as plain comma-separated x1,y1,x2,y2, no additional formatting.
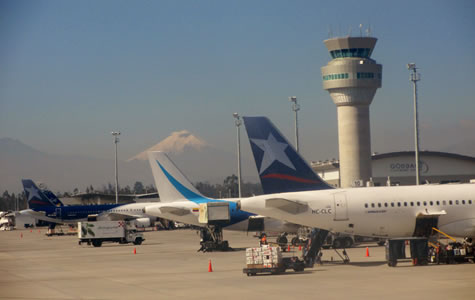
365,247,370,257
133,248,136,255
38,229,40,234
287,245,291,252
30,229,32,233
208,260,213,272
298,245,302,251
20,233,23,239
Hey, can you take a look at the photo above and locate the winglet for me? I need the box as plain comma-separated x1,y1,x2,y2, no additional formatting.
243,116,333,194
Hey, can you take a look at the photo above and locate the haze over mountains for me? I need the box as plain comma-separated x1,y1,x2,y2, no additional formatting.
0,131,258,194
1,125,473,194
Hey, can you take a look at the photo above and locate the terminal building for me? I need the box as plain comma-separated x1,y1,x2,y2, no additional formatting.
311,151,475,188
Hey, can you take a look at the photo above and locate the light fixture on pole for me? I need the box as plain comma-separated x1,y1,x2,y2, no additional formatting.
232,113,242,199
111,131,121,203
289,96,300,153
407,63,421,185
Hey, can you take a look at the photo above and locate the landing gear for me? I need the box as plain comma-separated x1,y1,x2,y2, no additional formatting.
276,233,288,250
198,226,230,252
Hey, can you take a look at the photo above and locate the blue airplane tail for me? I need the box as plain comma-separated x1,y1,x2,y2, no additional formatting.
22,179,64,209
243,116,334,194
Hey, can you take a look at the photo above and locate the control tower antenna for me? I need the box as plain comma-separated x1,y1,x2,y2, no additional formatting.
321,35,382,188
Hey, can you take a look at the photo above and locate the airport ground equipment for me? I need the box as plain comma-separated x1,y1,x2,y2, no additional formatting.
198,202,231,252
428,229,475,264
78,221,144,247
243,228,329,276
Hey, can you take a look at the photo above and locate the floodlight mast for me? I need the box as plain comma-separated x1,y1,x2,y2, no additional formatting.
289,96,300,153
111,131,121,204
233,113,242,199
408,63,421,185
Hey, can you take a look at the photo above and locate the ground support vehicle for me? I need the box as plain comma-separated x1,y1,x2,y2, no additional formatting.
78,221,144,247
428,238,475,264
243,228,329,276
197,202,231,252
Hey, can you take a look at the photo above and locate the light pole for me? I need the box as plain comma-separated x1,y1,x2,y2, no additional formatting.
233,113,242,199
407,63,421,185
111,131,121,203
289,96,300,152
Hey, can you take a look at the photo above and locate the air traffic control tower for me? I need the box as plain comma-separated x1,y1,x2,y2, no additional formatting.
321,36,382,188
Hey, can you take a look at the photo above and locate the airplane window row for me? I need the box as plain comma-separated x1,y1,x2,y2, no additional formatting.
364,199,473,209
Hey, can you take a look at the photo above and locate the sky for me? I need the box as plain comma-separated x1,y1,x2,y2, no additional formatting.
1,0,475,180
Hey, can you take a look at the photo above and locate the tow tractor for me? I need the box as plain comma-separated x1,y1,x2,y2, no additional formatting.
243,228,329,276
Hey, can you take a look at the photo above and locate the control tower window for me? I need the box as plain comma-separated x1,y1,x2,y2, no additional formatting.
330,48,371,59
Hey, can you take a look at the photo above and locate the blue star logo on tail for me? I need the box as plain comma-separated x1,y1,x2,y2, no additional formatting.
250,133,296,174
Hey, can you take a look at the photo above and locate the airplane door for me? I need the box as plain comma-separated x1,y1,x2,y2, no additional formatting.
333,192,348,221
55,207,62,218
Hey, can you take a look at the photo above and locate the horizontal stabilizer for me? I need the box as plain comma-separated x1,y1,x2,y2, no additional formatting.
159,206,191,216
23,210,46,217
265,198,308,214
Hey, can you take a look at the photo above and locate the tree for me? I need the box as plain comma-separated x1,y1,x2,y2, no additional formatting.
223,174,238,197
133,181,145,194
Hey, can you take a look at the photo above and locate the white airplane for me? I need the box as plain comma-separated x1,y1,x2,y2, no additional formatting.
144,151,299,233
238,116,475,239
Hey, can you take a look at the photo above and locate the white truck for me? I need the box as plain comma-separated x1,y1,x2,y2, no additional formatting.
78,221,145,247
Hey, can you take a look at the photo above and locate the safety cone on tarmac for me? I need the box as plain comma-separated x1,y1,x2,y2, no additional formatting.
208,260,213,272
20,233,23,239
365,247,370,257
133,248,137,255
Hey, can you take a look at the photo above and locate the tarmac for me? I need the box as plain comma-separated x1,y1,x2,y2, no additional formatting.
1,227,474,300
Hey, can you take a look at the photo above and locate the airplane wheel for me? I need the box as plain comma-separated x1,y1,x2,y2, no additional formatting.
277,235,288,246
343,238,353,248
332,238,343,249
291,237,300,246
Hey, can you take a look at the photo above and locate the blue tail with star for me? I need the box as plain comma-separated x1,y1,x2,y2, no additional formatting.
22,179,64,209
243,116,334,194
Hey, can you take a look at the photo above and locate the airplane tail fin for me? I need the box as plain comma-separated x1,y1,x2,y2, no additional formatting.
242,116,334,194
22,179,63,209
147,151,209,203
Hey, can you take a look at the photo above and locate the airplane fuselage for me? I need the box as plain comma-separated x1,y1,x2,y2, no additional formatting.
145,199,300,233
240,184,475,238
24,202,160,224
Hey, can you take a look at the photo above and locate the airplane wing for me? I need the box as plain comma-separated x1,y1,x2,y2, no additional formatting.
159,206,191,216
101,212,143,221
265,198,308,214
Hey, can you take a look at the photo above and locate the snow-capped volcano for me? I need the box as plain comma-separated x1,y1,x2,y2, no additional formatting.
127,130,209,161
